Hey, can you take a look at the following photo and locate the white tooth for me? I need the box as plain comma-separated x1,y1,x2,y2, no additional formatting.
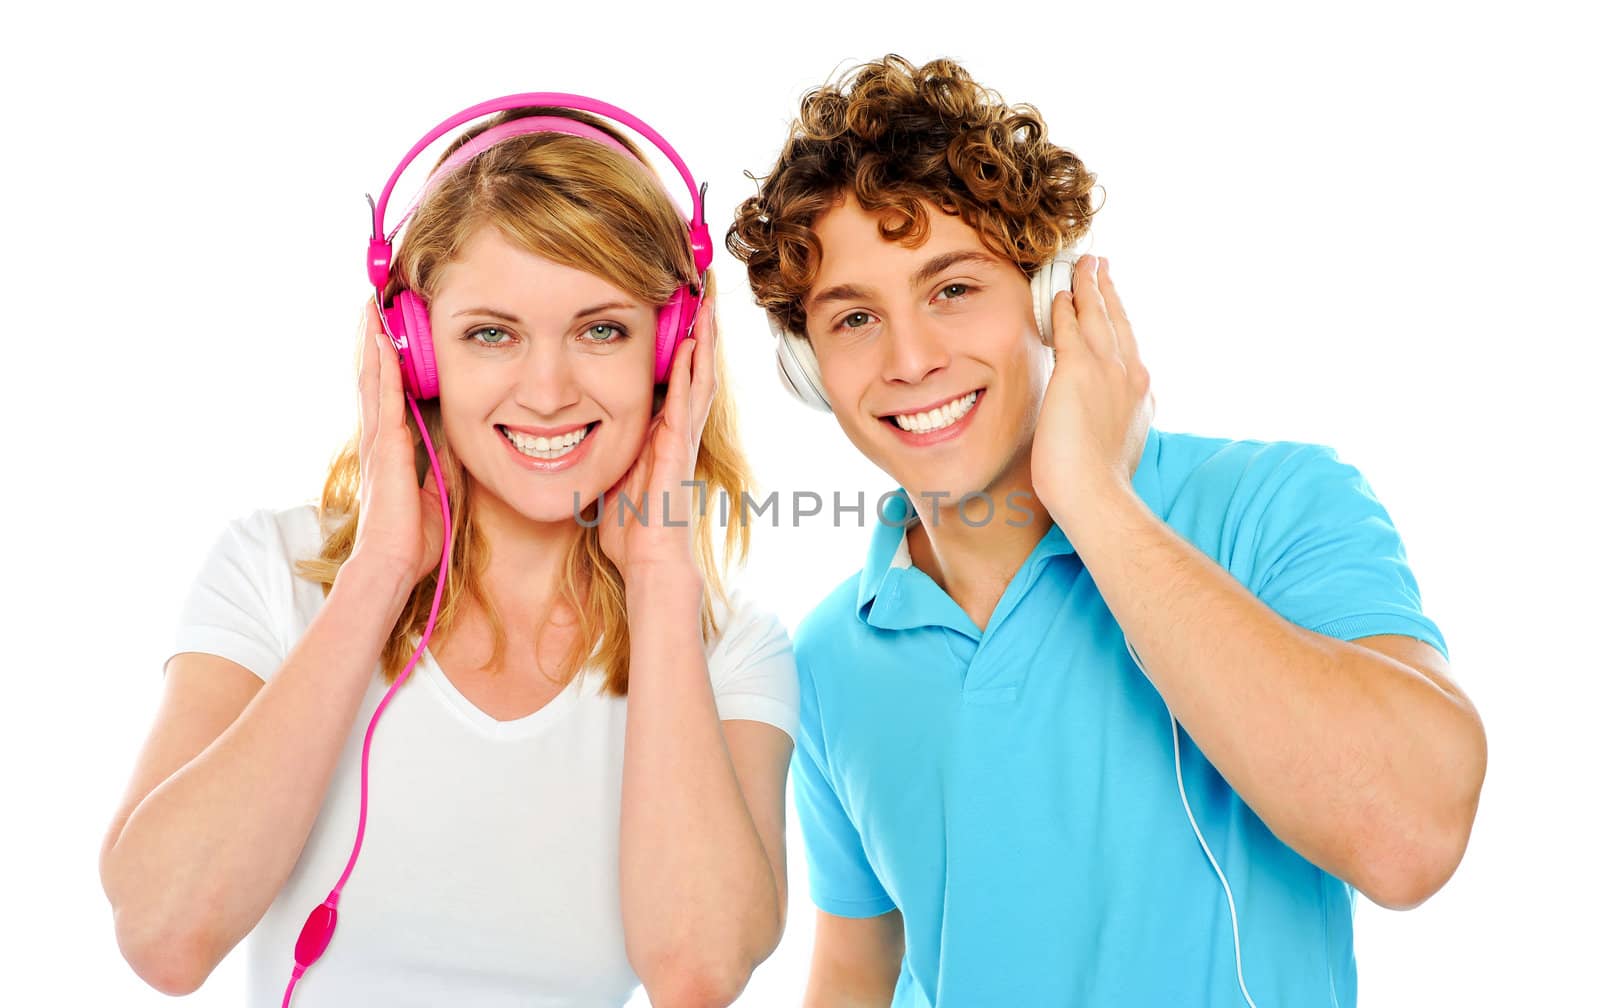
938,405,955,426
895,415,912,431
533,437,549,451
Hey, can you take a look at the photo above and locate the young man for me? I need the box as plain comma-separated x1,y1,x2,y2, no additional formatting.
727,56,1486,1006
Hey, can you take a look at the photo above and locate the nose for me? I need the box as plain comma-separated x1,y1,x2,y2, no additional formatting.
512,337,582,417
880,314,950,387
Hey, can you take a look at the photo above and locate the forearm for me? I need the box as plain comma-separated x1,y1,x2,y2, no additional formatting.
104,559,413,971
1066,485,1484,905
619,565,782,1006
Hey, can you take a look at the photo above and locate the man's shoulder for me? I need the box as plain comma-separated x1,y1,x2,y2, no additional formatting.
1150,428,1347,511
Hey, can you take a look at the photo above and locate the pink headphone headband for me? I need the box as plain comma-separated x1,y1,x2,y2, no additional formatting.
365,92,713,292
430,116,634,182
387,117,656,239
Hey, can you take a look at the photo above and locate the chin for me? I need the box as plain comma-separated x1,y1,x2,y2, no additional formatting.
871,444,997,509
482,483,587,525
467,458,614,527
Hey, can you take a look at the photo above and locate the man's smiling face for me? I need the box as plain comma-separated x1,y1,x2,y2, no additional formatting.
804,192,1054,507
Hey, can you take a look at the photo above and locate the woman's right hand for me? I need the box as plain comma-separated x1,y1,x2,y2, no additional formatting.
349,299,447,589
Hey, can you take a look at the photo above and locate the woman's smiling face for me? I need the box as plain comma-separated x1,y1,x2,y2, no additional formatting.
427,224,658,525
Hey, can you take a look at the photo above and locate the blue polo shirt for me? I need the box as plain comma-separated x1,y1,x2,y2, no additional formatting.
790,427,1448,1007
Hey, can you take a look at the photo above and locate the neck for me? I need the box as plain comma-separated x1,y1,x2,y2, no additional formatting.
469,482,589,613
904,451,1056,633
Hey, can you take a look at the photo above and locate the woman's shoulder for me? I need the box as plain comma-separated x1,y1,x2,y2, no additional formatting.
210,501,334,567
701,582,800,738
707,582,788,649
704,583,796,678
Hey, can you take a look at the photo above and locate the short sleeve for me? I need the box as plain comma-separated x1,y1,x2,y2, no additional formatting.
167,509,293,681
1242,444,1449,660
791,657,896,918
705,591,801,742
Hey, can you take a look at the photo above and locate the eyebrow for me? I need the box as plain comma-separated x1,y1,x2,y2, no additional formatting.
910,250,1004,289
452,306,521,323
573,301,638,318
450,301,638,324
807,250,1005,312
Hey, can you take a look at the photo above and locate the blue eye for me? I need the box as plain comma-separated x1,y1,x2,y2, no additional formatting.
466,327,511,346
585,323,627,343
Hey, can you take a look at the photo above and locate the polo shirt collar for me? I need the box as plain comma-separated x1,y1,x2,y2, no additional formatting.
855,428,1166,631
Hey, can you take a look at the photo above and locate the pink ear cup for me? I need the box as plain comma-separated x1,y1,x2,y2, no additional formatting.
391,289,440,399
654,285,695,383
379,300,417,397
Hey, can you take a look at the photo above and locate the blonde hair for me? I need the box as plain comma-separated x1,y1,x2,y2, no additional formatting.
296,108,753,697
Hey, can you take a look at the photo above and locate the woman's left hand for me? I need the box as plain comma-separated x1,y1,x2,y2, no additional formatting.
598,292,718,579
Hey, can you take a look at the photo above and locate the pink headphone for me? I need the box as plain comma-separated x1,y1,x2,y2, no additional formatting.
366,91,715,395
285,94,710,1006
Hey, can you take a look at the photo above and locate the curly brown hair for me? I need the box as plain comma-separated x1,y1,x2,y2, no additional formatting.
727,54,1099,336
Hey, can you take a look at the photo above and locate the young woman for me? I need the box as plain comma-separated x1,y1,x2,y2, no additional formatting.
99,95,797,1007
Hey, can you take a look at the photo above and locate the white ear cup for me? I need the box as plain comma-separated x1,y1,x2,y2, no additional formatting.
1030,251,1080,346
770,313,832,412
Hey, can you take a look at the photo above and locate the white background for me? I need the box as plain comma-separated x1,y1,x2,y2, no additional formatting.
2,0,1594,1004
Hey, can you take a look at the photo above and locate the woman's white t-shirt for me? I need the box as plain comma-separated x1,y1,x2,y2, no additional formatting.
167,505,801,1007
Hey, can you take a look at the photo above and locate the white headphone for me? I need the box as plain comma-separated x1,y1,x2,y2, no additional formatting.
771,250,1082,412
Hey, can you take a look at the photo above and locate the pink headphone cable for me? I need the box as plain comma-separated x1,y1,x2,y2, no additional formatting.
281,393,453,1006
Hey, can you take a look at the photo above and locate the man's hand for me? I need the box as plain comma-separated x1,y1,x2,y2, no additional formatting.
1030,256,1154,537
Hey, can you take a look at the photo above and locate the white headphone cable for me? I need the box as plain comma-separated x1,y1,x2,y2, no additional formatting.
1125,638,1260,1008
